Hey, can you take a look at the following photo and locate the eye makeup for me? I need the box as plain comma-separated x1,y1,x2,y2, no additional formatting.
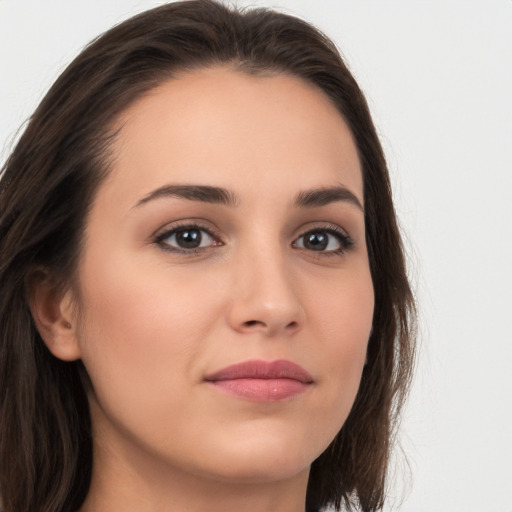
153,218,354,259
154,221,224,254
293,224,354,257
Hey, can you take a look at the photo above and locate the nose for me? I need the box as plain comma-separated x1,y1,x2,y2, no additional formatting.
226,248,305,338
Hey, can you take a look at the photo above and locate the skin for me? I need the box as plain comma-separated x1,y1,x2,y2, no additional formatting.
34,67,374,512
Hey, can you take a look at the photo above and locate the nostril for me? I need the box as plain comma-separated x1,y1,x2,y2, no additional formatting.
244,320,262,328
241,319,300,332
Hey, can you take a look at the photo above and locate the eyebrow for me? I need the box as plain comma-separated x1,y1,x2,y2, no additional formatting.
135,184,238,208
134,184,363,211
294,186,364,211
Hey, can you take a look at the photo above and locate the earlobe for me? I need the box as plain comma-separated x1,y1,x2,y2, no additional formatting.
27,270,82,361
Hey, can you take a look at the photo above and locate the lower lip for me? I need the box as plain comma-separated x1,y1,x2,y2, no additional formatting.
207,378,310,401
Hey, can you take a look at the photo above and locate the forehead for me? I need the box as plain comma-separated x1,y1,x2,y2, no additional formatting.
104,66,363,207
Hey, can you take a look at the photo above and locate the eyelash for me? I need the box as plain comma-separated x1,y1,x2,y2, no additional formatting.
293,224,354,257
154,221,223,254
154,222,354,256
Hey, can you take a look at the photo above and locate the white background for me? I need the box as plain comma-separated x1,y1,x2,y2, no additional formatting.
1,1,511,511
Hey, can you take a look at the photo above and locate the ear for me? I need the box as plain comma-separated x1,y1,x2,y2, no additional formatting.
27,269,82,361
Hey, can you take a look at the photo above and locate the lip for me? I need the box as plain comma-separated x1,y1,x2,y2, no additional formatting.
204,359,314,402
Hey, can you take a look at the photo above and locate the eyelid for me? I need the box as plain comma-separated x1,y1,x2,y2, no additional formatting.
152,218,220,238
151,219,354,256
153,220,224,252
294,222,351,239
292,222,354,253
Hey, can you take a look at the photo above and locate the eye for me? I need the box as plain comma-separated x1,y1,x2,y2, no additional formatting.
294,227,352,254
155,224,220,252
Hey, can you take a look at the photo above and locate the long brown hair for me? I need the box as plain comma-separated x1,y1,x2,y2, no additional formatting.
0,1,416,511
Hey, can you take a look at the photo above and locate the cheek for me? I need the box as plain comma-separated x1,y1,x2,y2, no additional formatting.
74,250,224,399
305,265,374,427
311,261,374,349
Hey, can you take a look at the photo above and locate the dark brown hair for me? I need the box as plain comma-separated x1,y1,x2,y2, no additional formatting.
0,1,415,511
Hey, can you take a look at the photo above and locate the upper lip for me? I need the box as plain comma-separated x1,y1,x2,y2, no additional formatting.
204,359,314,383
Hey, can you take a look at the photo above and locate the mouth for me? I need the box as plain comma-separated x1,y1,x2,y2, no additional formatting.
204,359,314,402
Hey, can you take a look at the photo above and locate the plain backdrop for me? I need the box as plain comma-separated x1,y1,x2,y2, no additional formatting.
1,1,511,511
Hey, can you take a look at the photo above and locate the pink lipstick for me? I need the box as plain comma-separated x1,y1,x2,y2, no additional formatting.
204,360,314,401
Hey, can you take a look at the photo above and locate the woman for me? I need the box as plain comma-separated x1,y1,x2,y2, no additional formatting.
0,1,415,511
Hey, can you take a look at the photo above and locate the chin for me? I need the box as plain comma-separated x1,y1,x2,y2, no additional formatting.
188,429,325,484
204,455,311,485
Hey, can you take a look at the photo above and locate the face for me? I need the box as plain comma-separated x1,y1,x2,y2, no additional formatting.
71,68,374,486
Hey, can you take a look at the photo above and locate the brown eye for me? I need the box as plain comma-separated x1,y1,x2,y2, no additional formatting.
157,226,217,251
294,228,351,253
175,229,204,249
302,232,329,251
